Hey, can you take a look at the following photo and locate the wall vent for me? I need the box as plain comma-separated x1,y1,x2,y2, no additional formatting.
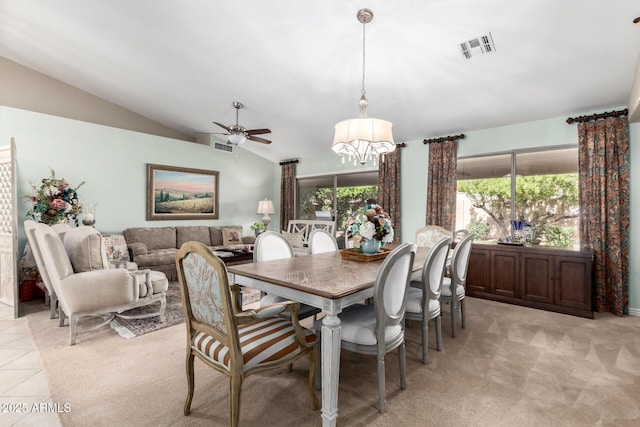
460,33,495,59
213,141,235,154
195,134,235,154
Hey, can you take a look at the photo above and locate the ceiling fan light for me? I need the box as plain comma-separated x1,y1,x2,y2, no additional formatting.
228,133,246,145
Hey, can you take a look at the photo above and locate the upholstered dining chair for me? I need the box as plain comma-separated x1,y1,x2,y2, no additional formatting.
254,231,320,320
175,241,319,426
315,242,417,413
26,220,167,345
405,236,452,364
412,224,453,282
441,232,475,338
307,229,339,254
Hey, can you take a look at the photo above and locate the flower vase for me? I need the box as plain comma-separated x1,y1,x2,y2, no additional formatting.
360,238,382,255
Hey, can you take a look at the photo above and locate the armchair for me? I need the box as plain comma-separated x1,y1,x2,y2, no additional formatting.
25,221,167,345
175,241,319,426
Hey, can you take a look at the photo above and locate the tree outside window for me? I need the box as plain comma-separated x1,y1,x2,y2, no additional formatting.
456,148,579,248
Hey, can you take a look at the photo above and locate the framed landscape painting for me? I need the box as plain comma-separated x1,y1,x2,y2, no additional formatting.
146,164,219,220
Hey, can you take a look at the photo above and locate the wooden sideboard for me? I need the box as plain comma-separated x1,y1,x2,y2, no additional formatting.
466,243,594,318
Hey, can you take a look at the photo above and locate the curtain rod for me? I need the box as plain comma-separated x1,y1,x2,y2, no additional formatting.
423,133,465,144
566,108,628,124
279,158,299,165
395,142,407,148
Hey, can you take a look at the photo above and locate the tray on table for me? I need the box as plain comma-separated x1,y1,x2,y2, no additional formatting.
339,248,391,262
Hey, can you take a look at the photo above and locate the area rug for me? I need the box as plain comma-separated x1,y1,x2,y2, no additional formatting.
109,282,261,339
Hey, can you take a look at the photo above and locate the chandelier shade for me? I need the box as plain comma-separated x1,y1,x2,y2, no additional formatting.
332,118,395,165
332,8,395,166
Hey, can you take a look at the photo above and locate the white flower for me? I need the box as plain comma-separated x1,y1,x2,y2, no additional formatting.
44,185,60,197
359,221,376,240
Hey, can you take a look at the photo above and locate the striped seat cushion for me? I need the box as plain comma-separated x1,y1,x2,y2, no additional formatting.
192,316,317,371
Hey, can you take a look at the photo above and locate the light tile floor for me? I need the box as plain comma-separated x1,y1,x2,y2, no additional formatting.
0,302,62,427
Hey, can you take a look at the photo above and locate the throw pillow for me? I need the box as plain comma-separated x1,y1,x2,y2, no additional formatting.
222,227,243,246
63,226,110,272
281,231,304,248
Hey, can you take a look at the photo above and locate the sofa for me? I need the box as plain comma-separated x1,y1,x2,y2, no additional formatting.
123,225,255,280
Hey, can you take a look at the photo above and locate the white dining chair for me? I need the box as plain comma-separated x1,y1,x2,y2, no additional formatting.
441,232,475,338
254,231,320,320
405,236,452,364
307,229,338,255
315,242,417,413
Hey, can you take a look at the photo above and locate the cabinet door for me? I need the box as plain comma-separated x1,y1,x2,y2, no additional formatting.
555,255,592,311
520,253,554,303
490,250,518,298
467,247,490,293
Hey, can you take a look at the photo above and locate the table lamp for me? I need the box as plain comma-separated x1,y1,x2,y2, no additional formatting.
256,199,275,229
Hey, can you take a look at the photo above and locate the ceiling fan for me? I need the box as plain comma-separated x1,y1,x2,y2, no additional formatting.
213,101,271,145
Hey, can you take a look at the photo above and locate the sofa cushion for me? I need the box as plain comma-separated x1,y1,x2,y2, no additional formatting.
176,226,212,249
209,227,223,246
63,226,109,273
123,227,176,251
222,227,243,246
132,249,178,268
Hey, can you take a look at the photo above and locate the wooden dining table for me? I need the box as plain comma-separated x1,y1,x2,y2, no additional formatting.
227,246,430,427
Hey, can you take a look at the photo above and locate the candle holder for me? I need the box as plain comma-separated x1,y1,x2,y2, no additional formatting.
82,203,97,227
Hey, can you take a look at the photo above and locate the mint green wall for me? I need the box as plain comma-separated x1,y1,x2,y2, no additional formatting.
0,106,277,252
297,112,639,313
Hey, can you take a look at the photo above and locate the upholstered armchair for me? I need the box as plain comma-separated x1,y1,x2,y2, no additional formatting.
25,221,168,345
175,241,319,426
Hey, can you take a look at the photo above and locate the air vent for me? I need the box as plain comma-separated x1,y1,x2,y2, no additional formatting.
195,134,235,154
213,142,235,154
460,33,495,59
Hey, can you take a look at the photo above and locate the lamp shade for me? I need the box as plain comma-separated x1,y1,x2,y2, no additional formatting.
332,117,395,165
256,199,275,215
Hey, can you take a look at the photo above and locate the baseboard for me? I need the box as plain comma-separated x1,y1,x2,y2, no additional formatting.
628,307,640,317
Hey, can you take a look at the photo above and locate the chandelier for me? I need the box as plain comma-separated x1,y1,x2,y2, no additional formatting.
332,8,395,166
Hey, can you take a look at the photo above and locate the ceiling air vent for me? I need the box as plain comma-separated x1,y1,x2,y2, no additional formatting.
460,33,495,59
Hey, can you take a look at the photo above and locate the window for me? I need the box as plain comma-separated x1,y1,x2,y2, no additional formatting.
297,171,378,242
456,147,579,248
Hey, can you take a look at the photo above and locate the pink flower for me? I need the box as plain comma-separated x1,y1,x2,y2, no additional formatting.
50,198,68,211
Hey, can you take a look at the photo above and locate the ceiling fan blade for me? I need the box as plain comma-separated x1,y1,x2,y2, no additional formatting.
247,135,272,144
246,128,271,136
213,121,231,132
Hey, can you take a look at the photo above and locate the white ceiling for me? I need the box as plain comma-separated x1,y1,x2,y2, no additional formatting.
1,1,639,163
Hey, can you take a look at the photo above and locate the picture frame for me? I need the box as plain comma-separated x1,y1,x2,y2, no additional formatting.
146,164,219,220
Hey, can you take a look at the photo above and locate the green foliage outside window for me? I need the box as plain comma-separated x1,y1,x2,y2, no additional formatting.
458,174,579,243
298,185,378,232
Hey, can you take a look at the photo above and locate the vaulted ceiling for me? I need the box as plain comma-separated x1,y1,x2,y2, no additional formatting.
1,1,639,162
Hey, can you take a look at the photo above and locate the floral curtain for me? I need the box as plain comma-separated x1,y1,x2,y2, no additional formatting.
378,149,401,244
577,117,629,316
425,140,457,230
280,161,297,232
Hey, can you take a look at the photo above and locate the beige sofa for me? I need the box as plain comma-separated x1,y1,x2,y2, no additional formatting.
123,225,255,280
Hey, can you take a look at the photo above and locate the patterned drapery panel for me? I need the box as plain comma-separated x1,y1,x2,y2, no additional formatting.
280,162,296,232
425,140,457,231
578,117,629,316
378,150,401,244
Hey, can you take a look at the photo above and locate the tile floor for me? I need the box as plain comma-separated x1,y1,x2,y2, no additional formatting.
0,302,62,426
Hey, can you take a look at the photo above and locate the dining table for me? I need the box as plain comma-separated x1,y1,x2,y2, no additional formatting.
227,245,430,427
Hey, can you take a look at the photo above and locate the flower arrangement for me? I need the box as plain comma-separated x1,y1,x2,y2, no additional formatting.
25,169,84,225
347,204,394,250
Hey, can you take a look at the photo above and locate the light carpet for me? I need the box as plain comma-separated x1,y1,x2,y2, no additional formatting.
24,297,640,426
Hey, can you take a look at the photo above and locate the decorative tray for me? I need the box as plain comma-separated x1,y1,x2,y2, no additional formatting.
339,248,391,262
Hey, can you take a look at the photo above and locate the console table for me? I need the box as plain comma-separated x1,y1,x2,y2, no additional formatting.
466,243,594,318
